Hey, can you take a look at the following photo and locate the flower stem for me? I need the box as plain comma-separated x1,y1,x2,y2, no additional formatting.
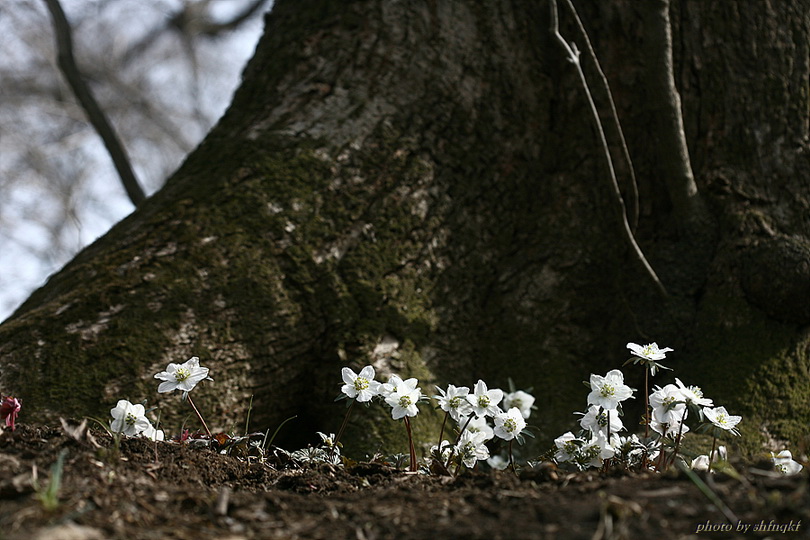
601,407,614,472
436,411,449,451
333,400,355,453
708,432,718,473
656,429,668,471
644,368,650,438
445,415,475,469
643,367,651,470
403,416,417,472
508,440,516,475
186,394,211,439
670,407,688,468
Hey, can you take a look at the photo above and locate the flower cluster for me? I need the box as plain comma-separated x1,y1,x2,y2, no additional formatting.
92,342,803,481
340,366,426,420
650,380,740,472
552,342,755,474
554,369,633,470
435,381,530,472
337,366,534,473
108,356,213,441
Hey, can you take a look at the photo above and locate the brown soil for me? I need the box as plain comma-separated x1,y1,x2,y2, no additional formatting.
0,424,807,540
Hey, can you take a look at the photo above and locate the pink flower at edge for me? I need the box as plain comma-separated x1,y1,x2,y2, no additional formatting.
0,396,21,431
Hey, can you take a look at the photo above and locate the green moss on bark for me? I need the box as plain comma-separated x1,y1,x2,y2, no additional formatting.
0,125,448,454
691,286,810,455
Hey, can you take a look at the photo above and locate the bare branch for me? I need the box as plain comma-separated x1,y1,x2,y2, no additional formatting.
43,0,146,206
562,0,640,231
550,0,668,298
193,0,269,36
124,0,269,66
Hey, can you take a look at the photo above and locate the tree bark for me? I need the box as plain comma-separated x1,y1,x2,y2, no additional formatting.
2,0,809,454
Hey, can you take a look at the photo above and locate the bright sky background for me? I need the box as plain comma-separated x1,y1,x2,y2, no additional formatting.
0,0,272,322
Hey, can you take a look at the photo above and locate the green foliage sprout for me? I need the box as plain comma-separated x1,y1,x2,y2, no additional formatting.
33,449,68,512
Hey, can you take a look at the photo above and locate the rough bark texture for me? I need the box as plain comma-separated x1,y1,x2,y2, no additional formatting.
1,0,809,455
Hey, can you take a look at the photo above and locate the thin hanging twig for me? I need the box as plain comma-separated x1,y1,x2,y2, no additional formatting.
562,0,640,231
43,0,146,206
550,0,668,298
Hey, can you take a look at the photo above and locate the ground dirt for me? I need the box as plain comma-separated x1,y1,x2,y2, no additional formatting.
0,424,807,540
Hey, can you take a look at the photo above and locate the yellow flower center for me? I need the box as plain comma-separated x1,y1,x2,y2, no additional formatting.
504,418,517,433
600,383,615,398
125,412,137,426
398,396,412,408
175,367,191,382
354,377,369,391
477,395,490,408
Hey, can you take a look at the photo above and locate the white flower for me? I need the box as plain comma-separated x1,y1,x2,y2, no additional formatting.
110,399,151,437
587,430,616,461
456,430,490,467
461,414,494,440
434,384,472,421
340,365,380,402
142,423,165,441
627,342,673,361
587,369,634,410
554,431,581,462
487,455,509,470
567,431,616,469
317,432,337,449
493,407,526,441
378,374,404,399
650,417,690,438
502,390,535,419
430,440,453,464
579,405,623,434
691,446,726,472
691,454,710,471
649,384,686,425
772,450,803,475
626,342,673,375
615,434,646,464
703,406,741,436
383,376,422,419
154,356,211,395
674,378,713,407
466,380,503,418
617,433,642,448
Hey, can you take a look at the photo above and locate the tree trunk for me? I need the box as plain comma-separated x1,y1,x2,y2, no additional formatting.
2,0,809,454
